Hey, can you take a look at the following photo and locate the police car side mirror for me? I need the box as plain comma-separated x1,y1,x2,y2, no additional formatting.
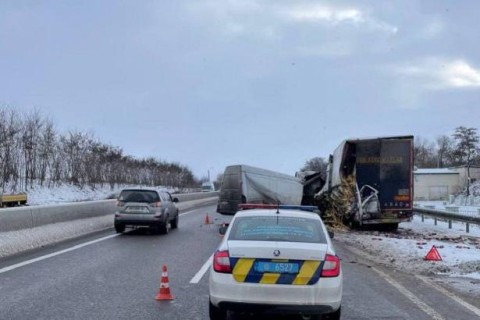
328,230,334,239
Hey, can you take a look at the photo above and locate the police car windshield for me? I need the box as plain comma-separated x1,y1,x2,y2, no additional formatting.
228,216,327,243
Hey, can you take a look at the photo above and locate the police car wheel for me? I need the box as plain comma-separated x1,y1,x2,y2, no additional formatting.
209,300,226,320
323,307,341,320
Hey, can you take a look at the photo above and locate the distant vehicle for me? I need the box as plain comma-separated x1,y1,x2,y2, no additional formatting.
114,189,179,234
316,136,414,230
201,182,215,192
216,165,303,215
209,204,342,320
0,192,27,207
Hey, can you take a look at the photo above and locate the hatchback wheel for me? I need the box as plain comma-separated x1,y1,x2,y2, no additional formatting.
159,222,169,235
114,223,125,233
209,300,226,320
170,215,179,229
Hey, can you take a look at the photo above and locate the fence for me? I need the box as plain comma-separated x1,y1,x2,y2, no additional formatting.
413,205,480,233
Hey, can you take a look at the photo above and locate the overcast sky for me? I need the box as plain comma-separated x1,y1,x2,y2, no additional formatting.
1,1,479,179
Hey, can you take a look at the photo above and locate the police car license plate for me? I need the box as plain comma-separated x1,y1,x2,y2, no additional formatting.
255,261,299,274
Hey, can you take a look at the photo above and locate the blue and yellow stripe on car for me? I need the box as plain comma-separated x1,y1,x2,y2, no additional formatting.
230,258,322,285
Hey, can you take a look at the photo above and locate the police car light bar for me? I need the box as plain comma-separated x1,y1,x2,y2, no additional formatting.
238,204,318,212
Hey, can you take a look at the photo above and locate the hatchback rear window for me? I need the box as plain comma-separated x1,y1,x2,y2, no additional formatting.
228,216,326,243
118,190,160,203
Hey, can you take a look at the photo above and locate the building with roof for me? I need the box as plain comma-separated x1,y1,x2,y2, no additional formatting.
414,166,480,200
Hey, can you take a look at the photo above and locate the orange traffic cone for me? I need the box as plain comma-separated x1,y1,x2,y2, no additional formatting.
204,213,211,225
155,265,174,300
424,245,442,261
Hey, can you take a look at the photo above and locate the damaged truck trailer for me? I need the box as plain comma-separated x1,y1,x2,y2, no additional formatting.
316,136,414,230
217,165,303,215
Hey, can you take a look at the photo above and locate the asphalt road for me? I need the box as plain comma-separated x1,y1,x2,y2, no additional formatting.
0,204,479,320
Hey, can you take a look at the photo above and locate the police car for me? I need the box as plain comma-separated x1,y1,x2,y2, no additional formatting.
209,204,342,320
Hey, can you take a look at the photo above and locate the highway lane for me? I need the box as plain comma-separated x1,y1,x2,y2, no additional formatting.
336,245,480,320
1,204,479,319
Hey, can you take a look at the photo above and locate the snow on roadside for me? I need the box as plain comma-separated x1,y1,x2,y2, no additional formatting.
0,215,112,258
415,201,480,217
25,183,171,206
335,215,480,284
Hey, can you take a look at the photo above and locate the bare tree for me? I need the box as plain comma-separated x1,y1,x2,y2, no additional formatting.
435,135,454,168
300,157,328,179
452,126,479,195
414,136,437,168
0,106,200,192
0,109,22,191
38,119,56,186
21,110,44,188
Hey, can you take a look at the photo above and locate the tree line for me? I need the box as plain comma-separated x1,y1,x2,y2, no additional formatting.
414,126,479,168
0,108,197,193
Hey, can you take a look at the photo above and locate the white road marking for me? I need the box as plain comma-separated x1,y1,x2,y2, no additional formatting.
371,266,445,320
416,275,480,318
180,209,198,216
190,254,213,284
342,242,479,319
0,234,119,275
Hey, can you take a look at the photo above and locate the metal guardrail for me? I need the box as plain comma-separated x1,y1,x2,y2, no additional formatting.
413,206,480,233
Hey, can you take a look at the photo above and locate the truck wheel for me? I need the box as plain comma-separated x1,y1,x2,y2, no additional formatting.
383,223,399,231
115,224,125,233
350,220,361,229
209,300,227,320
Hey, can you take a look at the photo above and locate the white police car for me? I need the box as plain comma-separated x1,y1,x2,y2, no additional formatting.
209,204,342,320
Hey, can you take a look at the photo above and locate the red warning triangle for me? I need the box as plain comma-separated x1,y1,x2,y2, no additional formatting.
424,245,442,261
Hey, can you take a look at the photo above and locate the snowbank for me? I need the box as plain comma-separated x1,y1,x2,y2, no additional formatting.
24,183,172,206
336,215,480,285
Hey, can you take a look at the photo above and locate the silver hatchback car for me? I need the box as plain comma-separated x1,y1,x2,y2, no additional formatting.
114,189,179,234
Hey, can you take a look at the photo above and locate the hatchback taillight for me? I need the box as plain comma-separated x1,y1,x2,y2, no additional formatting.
213,250,231,273
321,254,341,277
